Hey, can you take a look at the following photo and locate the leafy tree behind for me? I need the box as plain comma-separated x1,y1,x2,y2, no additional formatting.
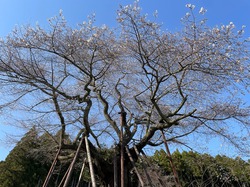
0,127,49,187
1,128,250,187
152,149,250,186
0,127,88,187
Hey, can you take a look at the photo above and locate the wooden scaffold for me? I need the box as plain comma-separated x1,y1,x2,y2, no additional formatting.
42,134,96,187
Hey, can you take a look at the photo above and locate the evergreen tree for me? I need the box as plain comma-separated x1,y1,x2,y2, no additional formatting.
0,127,49,187
152,149,250,186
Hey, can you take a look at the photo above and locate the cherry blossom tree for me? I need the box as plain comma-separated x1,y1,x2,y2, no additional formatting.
0,1,249,185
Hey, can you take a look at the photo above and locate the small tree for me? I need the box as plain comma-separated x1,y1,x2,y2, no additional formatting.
0,1,249,185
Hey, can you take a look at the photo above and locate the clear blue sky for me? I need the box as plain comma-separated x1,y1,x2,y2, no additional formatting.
0,0,250,161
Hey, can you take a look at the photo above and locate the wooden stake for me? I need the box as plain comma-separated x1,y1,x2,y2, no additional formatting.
114,150,118,187
85,136,97,187
140,149,164,187
133,146,153,187
63,136,84,187
76,157,87,187
125,146,144,187
119,111,126,187
58,164,71,187
42,147,61,187
161,130,181,187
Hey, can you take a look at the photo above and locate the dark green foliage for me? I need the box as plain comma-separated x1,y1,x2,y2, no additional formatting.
0,127,89,187
0,126,49,187
152,149,250,186
2,127,250,187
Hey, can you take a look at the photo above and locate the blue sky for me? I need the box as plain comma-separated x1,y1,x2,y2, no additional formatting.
0,0,250,161
1,0,250,36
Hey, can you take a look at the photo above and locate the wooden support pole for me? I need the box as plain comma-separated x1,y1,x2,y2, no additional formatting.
133,146,153,187
140,149,164,187
119,111,126,187
63,136,84,187
125,146,144,187
42,147,61,187
85,136,97,187
76,157,87,187
58,164,71,187
113,149,118,187
161,130,181,187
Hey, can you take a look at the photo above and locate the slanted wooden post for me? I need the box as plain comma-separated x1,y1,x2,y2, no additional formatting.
42,147,61,187
76,157,86,187
133,146,153,187
140,150,164,187
125,146,144,187
85,136,97,187
58,164,71,187
63,136,84,187
161,130,181,187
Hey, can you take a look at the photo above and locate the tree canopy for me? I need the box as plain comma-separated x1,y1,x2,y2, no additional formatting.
0,1,249,185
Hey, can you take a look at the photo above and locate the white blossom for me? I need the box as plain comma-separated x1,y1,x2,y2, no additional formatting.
221,25,225,30
212,28,220,35
185,12,191,17
186,4,195,10
101,24,107,30
227,22,235,29
238,30,244,34
153,10,158,17
124,5,131,12
59,9,63,16
200,20,205,25
132,3,140,12
199,7,207,15
87,37,93,43
239,66,244,71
